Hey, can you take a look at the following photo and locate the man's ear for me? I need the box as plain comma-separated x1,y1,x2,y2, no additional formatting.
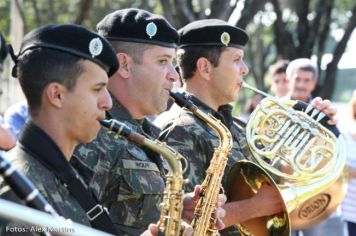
45,83,66,108
117,53,132,79
196,57,212,81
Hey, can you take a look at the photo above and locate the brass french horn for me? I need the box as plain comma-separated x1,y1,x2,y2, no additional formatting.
226,82,347,236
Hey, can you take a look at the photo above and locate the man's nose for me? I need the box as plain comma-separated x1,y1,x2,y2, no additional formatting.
101,88,113,110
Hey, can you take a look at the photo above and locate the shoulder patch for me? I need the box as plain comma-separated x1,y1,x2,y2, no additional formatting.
126,143,147,161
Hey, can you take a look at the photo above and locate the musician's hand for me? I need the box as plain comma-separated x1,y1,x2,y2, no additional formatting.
182,185,201,223
141,222,194,236
214,193,227,230
140,224,158,236
182,185,226,230
311,97,337,125
253,184,284,217
181,222,194,236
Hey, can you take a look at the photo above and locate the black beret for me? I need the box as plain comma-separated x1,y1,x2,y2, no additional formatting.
0,32,8,71
97,8,179,48
15,24,119,77
178,19,249,49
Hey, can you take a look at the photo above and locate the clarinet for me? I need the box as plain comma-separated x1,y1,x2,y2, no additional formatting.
0,154,58,217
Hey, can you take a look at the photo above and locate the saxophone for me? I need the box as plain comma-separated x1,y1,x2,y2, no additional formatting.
100,119,188,236
169,91,233,236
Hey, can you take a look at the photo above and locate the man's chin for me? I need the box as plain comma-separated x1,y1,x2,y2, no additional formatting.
154,102,168,115
81,137,95,144
82,130,101,144
294,96,308,102
292,92,307,100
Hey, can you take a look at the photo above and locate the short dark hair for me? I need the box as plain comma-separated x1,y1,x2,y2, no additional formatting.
17,48,84,116
269,59,289,76
176,46,225,80
109,41,154,64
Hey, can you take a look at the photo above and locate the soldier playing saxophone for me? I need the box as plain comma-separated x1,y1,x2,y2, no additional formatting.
156,19,338,235
72,9,226,236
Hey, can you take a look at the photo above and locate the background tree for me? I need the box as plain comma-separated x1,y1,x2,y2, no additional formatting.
0,0,355,105
157,0,356,101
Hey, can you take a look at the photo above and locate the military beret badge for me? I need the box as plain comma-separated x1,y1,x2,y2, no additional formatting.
89,37,103,58
220,32,230,46
146,22,157,39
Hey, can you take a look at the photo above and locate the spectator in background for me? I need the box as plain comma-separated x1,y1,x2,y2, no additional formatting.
239,59,289,123
0,32,16,152
0,116,15,151
340,90,356,236
0,32,28,140
238,59,289,123
286,58,318,103
286,58,341,236
4,100,28,139
269,59,290,98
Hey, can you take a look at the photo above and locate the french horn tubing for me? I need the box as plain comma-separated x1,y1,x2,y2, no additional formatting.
226,81,347,236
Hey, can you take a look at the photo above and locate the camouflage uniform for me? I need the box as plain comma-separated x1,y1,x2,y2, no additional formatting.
74,96,166,236
157,95,252,235
0,121,90,235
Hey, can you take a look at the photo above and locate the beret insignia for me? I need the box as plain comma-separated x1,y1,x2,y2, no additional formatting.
89,37,103,58
220,32,230,46
146,22,158,39
178,19,248,49
97,8,178,48
11,24,119,77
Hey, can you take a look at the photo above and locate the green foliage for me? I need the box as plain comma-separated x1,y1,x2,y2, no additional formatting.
336,0,355,10
0,0,158,37
0,0,354,101
0,1,10,37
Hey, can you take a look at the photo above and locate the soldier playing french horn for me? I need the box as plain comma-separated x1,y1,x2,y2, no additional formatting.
156,19,339,236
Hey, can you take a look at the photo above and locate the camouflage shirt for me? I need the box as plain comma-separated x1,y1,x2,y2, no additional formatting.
0,121,90,235
157,95,253,235
73,96,166,236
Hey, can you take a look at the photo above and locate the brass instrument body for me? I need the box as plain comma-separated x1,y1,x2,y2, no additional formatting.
227,160,289,236
170,92,233,236
100,119,188,236
229,83,347,235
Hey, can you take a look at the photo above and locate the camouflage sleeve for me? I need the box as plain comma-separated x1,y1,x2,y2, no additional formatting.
99,137,166,234
74,128,125,200
96,141,126,207
159,121,215,192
